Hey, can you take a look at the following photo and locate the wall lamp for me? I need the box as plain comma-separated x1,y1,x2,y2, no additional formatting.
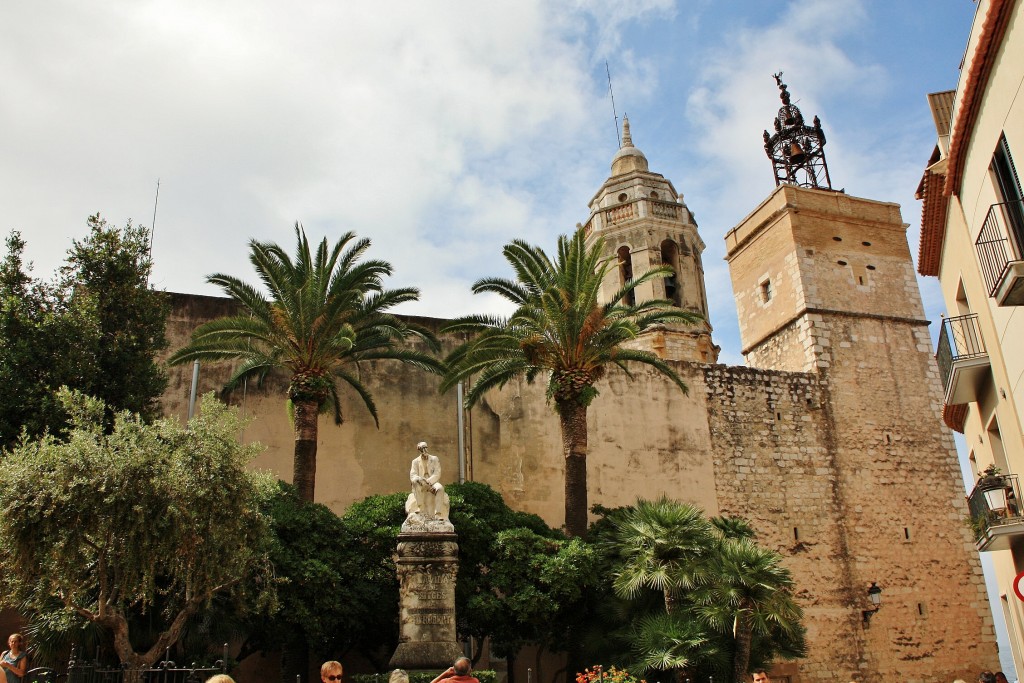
862,582,882,625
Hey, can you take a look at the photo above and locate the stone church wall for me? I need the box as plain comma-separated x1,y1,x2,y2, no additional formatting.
162,291,996,682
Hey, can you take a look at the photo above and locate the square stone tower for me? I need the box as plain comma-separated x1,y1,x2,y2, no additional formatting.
725,183,997,679
726,185,926,373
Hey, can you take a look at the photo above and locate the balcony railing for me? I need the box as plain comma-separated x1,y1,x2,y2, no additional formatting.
935,313,989,404
975,198,1024,305
968,473,1024,551
581,198,688,239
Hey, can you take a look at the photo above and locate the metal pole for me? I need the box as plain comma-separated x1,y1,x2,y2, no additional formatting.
527,669,532,683
457,381,466,483
187,360,200,420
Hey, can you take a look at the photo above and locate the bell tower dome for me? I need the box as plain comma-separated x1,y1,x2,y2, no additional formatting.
581,117,719,363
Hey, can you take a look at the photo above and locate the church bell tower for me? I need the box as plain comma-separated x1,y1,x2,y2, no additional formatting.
581,117,719,363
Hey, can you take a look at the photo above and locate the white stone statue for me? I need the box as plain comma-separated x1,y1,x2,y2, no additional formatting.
405,441,451,525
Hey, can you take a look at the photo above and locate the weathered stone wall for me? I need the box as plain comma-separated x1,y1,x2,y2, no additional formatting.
818,313,995,681
725,185,998,681
162,284,997,682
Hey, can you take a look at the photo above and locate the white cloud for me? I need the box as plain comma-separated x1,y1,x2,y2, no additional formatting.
2,0,671,319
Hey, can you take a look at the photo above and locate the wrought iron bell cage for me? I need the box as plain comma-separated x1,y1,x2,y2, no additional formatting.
764,73,833,190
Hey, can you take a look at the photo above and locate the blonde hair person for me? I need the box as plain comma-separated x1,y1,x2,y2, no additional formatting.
1,635,27,683
390,670,410,683
205,676,236,683
321,661,343,683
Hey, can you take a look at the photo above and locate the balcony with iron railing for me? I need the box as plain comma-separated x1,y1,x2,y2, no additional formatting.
975,198,1024,306
935,313,990,405
968,472,1024,552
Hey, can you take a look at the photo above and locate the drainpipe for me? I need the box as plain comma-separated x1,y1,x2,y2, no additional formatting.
187,360,200,420
457,381,466,483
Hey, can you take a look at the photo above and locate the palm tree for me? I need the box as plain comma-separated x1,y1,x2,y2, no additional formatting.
441,230,700,537
695,538,805,683
628,612,723,681
169,224,443,502
605,497,715,615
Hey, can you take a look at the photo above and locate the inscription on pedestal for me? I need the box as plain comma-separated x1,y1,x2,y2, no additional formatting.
388,531,463,670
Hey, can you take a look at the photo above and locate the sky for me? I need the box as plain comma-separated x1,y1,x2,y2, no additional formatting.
1,0,978,367
3,0,1011,671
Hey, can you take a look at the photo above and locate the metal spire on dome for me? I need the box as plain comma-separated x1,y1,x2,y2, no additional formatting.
621,115,633,148
763,72,832,190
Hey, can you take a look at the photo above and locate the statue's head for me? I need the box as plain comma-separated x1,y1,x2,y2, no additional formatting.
417,441,428,453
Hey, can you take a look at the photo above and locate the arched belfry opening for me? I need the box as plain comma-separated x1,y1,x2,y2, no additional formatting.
660,239,682,307
617,245,635,306
763,73,833,190
581,116,719,362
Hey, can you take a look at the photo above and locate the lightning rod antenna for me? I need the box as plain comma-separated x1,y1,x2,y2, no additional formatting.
148,178,160,287
150,179,160,253
606,61,621,148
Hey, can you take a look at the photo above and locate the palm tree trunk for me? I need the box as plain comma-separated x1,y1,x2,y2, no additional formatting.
292,398,319,502
732,609,753,683
557,399,588,539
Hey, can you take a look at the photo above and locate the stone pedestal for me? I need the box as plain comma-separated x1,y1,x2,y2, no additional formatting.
388,530,463,670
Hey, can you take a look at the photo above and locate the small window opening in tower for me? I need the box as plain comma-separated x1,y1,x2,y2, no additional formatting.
660,240,682,307
837,260,847,266
904,527,910,540
618,192,628,203
833,236,842,242
862,241,872,246
858,276,864,286
650,190,659,199
760,279,773,302
867,265,876,271
617,245,635,306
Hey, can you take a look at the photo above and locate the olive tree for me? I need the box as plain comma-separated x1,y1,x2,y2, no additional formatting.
0,391,275,668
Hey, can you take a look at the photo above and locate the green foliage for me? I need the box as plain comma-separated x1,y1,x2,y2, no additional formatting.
168,224,443,502
0,218,168,448
0,392,275,667
235,488,405,668
441,230,696,409
350,672,497,683
588,500,805,682
441,230,699,537
168,223,443,423
603,497,715,611
256,482,592,668
0,232,87,445
60,215,169,423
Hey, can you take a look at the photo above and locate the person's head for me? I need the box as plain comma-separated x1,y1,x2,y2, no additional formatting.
453,657,472,676
418,442,428,455
389,670,409,683
995,673,1009,683
979,672,997,683
7,634,23,652
321,661,343,683
206,675,236,683
751,671,770,683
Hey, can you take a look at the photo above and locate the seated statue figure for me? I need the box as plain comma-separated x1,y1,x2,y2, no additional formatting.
406,441,451,523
